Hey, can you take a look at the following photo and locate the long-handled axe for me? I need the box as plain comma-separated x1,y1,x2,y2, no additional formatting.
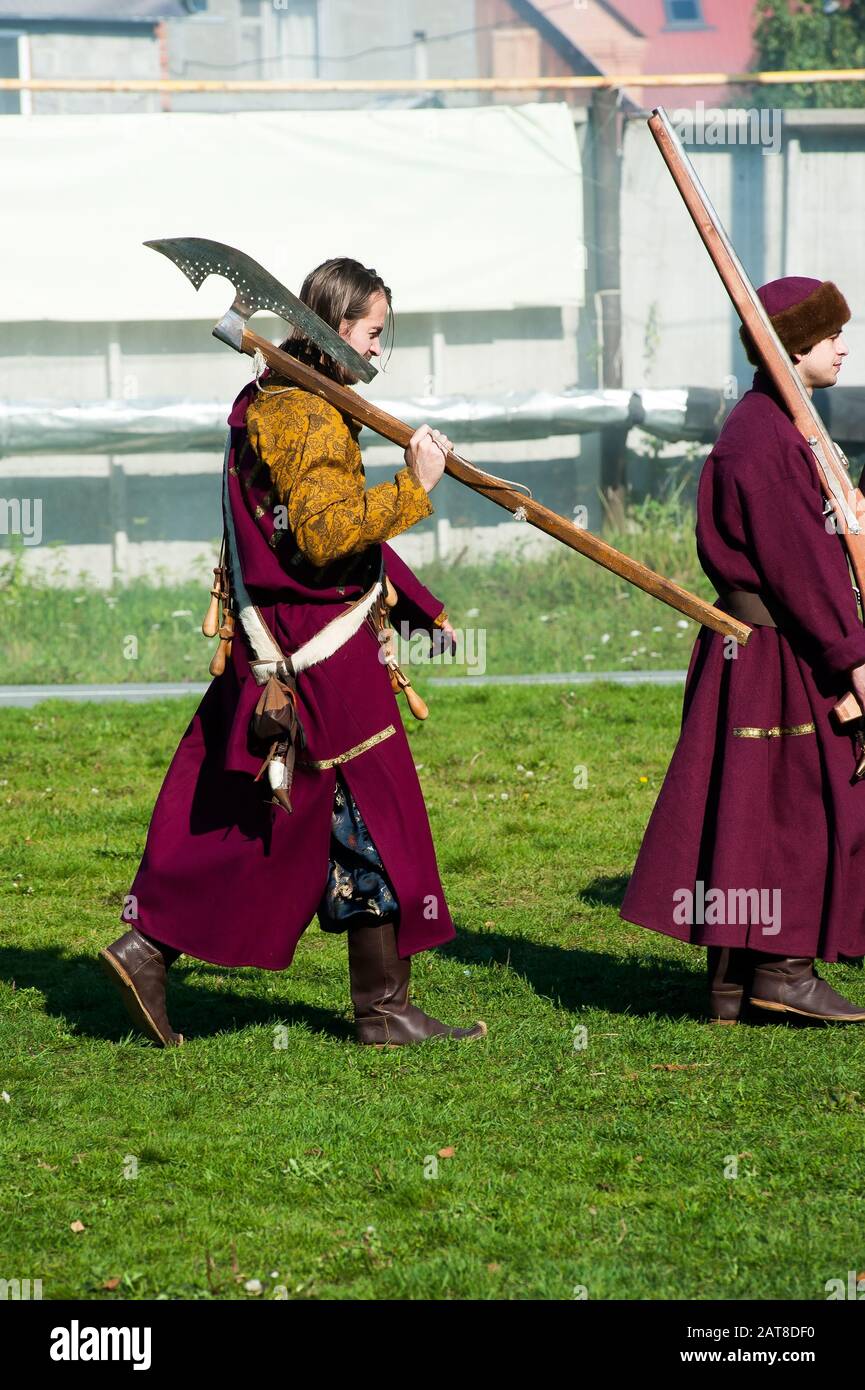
145,236,750,646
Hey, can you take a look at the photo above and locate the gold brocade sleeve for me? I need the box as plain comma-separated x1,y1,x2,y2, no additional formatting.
245,384,433,569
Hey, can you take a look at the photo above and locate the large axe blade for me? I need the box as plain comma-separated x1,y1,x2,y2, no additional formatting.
143,236,377,383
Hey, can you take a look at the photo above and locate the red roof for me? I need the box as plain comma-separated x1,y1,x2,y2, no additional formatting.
614,0,757,103
528,0,760,107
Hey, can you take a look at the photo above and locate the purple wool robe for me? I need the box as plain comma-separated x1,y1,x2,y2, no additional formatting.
621,371,865,962
123,382,455,969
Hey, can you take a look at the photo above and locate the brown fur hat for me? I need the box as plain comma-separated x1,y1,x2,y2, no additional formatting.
740,277,850,366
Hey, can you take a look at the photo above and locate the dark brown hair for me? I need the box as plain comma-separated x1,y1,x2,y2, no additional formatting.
280,257,393,381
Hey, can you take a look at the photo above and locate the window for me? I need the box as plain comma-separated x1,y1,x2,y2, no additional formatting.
240,0,318,80
0,33,19,115
664,0,706,25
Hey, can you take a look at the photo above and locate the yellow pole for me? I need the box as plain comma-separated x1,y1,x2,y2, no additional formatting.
0,69,863,94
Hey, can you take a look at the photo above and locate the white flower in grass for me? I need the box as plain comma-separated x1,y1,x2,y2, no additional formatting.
600,633,611,644
676,619,689,629
652,625,663,632
244,1279,263,1295
466,607,480,618
1,1092,9,1104
629,629,641,637
500,792,509,800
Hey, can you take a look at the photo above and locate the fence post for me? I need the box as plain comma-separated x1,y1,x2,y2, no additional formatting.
592,87,627,525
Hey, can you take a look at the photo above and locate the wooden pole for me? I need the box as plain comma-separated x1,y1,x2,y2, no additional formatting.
238,327,750,645
1,69,864,94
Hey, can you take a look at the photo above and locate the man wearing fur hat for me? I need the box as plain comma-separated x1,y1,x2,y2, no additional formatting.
621,275,865,1024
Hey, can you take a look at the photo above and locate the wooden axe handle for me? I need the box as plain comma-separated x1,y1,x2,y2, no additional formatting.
241,328,751,647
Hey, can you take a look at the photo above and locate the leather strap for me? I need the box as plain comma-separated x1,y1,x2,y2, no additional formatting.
717,589,777,629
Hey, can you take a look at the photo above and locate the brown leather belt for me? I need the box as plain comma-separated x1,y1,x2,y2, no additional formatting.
716,589,777,628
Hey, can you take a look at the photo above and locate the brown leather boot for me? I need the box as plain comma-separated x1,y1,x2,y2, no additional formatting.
749,955,865,1022
99,928,184,1047
347,919,487,1046
707,946,754,1023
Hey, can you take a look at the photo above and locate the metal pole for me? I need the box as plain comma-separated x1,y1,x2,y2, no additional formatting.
592,88,627,525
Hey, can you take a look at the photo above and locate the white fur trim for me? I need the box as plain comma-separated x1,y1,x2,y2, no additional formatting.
290,581,381,674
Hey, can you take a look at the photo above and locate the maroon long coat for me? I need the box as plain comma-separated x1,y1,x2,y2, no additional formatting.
621,371,865,962
122,382,455,969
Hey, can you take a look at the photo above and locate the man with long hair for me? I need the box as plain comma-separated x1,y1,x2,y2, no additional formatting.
100,257,486,1048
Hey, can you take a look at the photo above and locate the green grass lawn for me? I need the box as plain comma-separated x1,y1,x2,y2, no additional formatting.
1,684,864,1301
1,523,710,685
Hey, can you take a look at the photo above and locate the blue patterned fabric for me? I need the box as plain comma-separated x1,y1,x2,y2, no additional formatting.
317,773,399,931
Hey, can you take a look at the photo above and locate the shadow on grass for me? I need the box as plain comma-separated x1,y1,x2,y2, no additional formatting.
0,945,353,1046
438,867,714,1022
4,902,848,1043
442,873,856,1026
1,935,707,1040
577,874,629,910
440,927,707,1022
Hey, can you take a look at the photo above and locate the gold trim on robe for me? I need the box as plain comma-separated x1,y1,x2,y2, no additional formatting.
732,722,816,739
298,723,397,770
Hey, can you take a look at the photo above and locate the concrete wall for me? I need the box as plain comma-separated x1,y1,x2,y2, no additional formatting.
166,0,481,112
4,3,483,118
0,303,586,586
21,28,163,115
621,110,865,395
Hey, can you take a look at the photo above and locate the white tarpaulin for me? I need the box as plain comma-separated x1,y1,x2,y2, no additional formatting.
0,104,583,322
